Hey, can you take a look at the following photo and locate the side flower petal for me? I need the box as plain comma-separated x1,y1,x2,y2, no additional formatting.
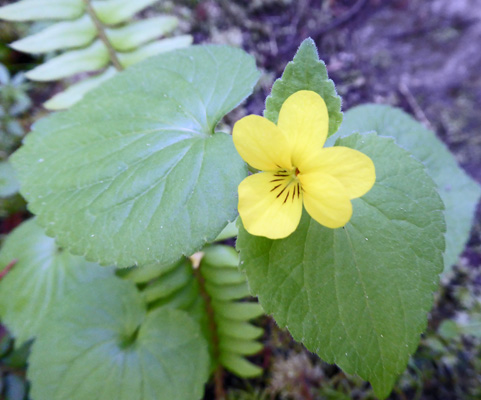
304,146,376,199
238,172,303,239
299,171,352,229
277,90,329,168
233,115,292,171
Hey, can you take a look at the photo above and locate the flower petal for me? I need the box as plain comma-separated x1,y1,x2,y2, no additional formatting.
305,146,376,199
277,90,329,169
299,171,352,229
238,172,303,239
233,115,292,171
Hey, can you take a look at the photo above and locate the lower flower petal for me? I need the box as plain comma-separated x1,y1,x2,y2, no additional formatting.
304,146,375,199
238,172,303,239
300,171,352,229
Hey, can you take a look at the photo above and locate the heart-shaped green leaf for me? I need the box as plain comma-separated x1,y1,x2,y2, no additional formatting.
336,104,481,272
237,133,445,398
12,45,260,267
0,219,113,345
264,38,342,137
28,278,210,400
0,161,20,197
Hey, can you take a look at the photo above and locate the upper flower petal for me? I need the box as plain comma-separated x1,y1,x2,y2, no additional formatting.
304,146,376,199
299,171,352,229
233,115,292,171
238,171,303,239
277,90,329,168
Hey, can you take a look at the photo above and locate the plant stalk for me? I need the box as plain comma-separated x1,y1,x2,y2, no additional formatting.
82,0,124,72
192,255,226,400
0,259,17,281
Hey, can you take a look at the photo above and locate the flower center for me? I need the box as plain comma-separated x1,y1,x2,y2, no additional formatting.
270,167,302,204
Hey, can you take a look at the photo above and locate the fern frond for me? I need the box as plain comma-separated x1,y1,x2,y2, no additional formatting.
121,245,265,380
141,259,194,304
43,67,116,109
121,258,202,315
0,0,192,109
0,0,84,21
200,245,264,378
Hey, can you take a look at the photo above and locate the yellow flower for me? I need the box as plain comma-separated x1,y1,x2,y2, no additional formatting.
233,90,376,239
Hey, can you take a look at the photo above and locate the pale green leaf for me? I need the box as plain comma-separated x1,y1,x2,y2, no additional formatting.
201,265,246,285
28,278,210,400
0,219,113,346
264,38,342,137
202,244,239,268
107,16,179,52
219,352,263,378
141,259,193,303
205,281,250,301
212,301,264,321
12,45,260,268
118,36,193,68
0,0,83,21
219,337,263,356
120,258,205,325
0,161,20,197
26,40,109,81
149,278,200,311
336,105,481,272
237,133,445,398
120,258,181,285
93,0,159,25
11,15,95,54
44,67,117,110
217,320,263,340
0,64,10,84
214,219,238,242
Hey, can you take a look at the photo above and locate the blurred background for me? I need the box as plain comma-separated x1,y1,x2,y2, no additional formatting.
0,0,480,399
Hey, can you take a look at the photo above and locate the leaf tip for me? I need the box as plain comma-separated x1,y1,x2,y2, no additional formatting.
371,378,395,400
295,37,319,60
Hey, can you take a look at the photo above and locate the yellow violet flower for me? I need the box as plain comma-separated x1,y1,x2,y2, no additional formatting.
233,90,376,239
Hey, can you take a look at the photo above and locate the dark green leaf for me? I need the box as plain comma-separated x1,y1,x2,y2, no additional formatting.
12,45,260,268
28,278,210,400
237,133,445,398
0,219,113,345
336,105,481,272
264,38,342,136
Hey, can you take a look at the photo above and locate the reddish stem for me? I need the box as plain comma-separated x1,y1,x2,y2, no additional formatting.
192,260,226,400
0,259,17,281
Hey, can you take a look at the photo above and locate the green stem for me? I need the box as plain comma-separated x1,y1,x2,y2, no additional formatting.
119,325,140,349
82,0,123,72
